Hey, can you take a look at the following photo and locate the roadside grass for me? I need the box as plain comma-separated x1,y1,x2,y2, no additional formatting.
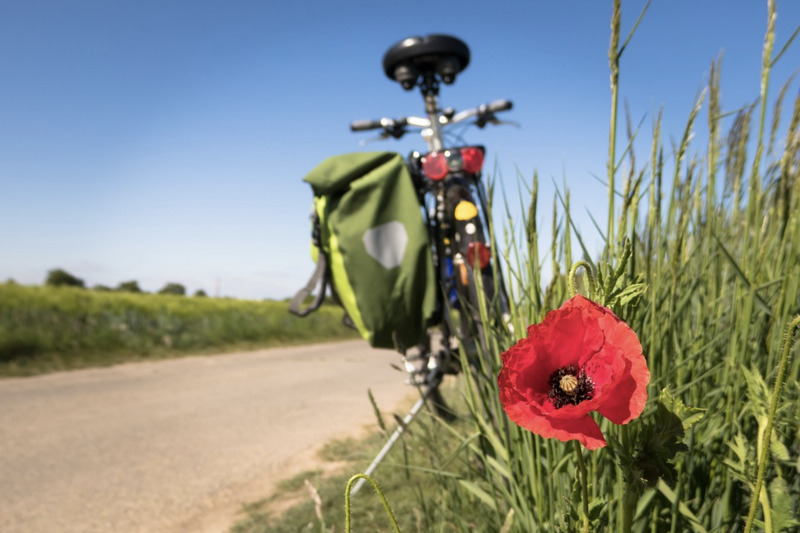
231,378,505,532
449,1,800,531
0,282,358,377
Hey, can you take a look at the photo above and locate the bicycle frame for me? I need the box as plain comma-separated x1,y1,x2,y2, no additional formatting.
345,35,517,492
348,33,515,401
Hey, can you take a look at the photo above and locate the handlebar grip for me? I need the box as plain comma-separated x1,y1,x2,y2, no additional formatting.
487,99,513,113
350,119,382,132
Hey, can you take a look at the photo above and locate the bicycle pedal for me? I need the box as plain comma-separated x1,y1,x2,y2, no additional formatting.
402,357,428,376
441,359,462,375
405,374,428,386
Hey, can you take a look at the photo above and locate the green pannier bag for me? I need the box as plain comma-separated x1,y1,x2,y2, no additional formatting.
289,151,437,351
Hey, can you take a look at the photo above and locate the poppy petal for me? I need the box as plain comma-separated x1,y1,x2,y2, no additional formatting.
596,352,650,424
516,409,608,450
594,311,650,423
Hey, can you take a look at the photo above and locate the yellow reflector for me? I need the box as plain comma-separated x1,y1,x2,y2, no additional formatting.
454,201,478,221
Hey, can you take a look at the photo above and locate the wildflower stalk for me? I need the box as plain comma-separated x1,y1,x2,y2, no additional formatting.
345,474,401,533
574,441,590,533
606,0,649,262
743,316,800,533
607,0,621,262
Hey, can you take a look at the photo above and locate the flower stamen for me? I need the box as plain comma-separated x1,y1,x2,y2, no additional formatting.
548,364,594,408
560,374,579,394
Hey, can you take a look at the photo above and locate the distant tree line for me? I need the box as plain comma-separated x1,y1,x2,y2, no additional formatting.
44,268,208,297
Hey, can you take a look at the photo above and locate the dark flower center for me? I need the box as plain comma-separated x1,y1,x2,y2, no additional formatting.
548,364,594,408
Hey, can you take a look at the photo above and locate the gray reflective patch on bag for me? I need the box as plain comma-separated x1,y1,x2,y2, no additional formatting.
362,221,408,269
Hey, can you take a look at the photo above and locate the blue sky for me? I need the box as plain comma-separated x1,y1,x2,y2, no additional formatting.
2,1,798,299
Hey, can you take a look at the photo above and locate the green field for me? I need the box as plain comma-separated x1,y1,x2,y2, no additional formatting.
0,283,358,376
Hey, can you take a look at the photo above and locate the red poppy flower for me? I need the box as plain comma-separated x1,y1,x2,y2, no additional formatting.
498,295,649,450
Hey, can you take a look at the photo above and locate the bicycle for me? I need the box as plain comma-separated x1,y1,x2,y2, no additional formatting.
350,34,515,414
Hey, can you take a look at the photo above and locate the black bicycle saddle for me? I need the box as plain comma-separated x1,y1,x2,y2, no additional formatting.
382,34,470,90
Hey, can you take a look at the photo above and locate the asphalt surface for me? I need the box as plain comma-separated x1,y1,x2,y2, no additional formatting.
0,341,412,532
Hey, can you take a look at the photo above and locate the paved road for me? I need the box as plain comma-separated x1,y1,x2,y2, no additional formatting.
0,341,412,532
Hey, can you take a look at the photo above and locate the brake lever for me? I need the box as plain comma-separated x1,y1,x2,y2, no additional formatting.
488,118,521,128
386,126,407,139
358,132,391,146
474,113,520,129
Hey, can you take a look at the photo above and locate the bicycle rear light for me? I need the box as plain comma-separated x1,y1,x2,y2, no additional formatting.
445,149,463,172
460,146,484,174
466,241,491,269
422,151,448,180
422,147,484,181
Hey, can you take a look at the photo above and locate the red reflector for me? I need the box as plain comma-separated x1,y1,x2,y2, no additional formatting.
466,242,491,269
422,151,448,181
460,147,484,174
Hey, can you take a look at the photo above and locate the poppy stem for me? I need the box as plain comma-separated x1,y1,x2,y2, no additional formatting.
619,424,637,533
573,441,590,533
344,474,401,533
568,261,597,300
743,315,800,533
620,485,637,533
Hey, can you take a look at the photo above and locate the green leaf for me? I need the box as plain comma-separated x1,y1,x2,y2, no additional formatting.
498,508,515,533
471,415,510,464
485,455,512,481
569,475,582,522
769,477,800,532
626,389,703,489
617,282,647,306
367,388,387,434
588,498,609,530
458,480,498,512
658,388,706,431
606,281,647,309
724,433,753,485
635,404,686,487
657,480,708,533
770,431,790,462
741,366,770,419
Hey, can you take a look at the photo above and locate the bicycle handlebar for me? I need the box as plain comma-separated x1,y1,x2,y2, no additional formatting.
349,99,513,135
487,99,512,113
350,119,382,132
